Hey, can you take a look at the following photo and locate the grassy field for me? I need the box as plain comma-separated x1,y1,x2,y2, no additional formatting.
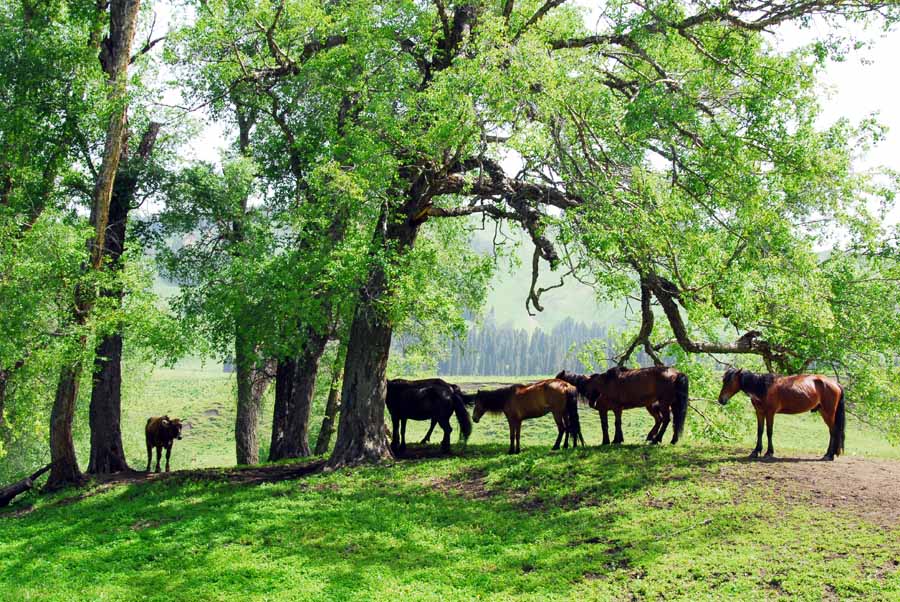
1,368,898,601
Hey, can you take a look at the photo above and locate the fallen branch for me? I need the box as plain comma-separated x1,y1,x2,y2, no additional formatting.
0,464,51,507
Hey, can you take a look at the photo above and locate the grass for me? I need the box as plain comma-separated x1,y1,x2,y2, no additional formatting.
1,369,898,601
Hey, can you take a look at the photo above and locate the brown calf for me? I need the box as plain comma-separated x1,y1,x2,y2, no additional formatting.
145,415,183,473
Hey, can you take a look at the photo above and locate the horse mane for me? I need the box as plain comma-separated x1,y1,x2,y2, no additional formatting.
474,384,521,412
738,370,777,399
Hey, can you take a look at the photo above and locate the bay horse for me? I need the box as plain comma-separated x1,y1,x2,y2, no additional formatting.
386,378,472,455
464,379,582,454
556,367,689,445
717,369,845,460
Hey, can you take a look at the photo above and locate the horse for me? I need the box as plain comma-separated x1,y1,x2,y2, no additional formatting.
556,367,689,445
411,378,465,444
386,378,472,455
717,368,845,460
464,379,582,454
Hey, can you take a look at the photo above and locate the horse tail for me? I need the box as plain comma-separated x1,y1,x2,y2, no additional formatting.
672,372,689,442
565,387,581,440
834,386,846,456
452,392,473,442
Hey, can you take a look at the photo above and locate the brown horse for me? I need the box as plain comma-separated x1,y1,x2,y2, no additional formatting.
557,367,689,445
465,379,582,454
717,369,845,460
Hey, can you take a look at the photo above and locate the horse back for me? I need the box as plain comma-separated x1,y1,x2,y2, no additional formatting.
769,374,838,414
512,379,572,418
604,367,680,407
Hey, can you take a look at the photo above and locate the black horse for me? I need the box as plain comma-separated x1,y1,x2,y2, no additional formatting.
386,378,472,454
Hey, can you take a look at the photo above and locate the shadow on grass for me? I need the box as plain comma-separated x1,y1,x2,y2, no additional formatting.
0,443,758,601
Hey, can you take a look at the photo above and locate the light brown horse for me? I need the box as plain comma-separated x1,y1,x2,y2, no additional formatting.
557,367,689,445
717,369,845,460
466,379,582,454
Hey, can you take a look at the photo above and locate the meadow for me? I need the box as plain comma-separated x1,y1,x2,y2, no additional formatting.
1,366,899,601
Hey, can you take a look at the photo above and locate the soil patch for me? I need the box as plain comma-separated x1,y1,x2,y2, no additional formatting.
715,454,900,528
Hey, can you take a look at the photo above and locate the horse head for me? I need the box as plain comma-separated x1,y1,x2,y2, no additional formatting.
717,368,743,405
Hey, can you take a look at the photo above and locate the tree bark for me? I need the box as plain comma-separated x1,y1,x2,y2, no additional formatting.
326,202,421,468
47,364,83,489
282,331,328,458
314,345,345,455
234,330,261,465
91,0,142,268
87,123,159,475
268,357,295,461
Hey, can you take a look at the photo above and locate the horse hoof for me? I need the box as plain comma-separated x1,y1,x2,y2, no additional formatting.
748,451,760,459
822,454,835,462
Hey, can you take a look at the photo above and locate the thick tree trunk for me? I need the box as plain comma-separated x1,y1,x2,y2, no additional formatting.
87,123,158,475
268,358,295,461
314,346,345,455
326,203,421,468
282,332,328,458
47,364,83,489
234,331,260,465
87,334,128,473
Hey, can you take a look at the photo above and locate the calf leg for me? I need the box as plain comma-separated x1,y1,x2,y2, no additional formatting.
146,439,152,472
154,446,162,473
165,443,173,472
507,417,516,454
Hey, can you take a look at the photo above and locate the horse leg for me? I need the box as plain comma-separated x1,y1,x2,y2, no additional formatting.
655,408,671,444
749,410,764,459
420,419,437,444
390,415,400,453
507,417,516,454
821,405,837,461
646,406,660,442
552,413,565,450
613,409,624,444
599,410,610,445
438,415,452,454
399,418,408,454
515,420,522,454
764,412,775,458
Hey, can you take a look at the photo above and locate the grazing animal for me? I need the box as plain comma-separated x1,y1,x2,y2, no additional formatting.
145,415,183,473
717,369,845,460
465,379,582,454
556,367,688,445
386,378,472,455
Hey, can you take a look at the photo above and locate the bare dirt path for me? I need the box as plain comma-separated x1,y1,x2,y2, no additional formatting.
715,455,900,528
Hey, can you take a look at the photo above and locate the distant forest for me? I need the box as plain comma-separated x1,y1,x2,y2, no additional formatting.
436,315,649,376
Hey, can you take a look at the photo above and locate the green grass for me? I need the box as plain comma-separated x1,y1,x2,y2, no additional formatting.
1,369,898,601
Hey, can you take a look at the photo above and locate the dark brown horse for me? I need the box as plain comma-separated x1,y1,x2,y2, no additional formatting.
717,369,845,460
557,367,689,445
386,378,472,455
465,379,582,454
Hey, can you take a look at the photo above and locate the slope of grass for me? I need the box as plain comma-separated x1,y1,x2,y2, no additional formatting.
1,443,898,602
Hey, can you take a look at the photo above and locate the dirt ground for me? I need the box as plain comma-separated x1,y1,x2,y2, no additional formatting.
715,455,900,528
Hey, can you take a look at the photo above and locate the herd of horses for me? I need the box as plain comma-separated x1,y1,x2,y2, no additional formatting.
387,366,847,461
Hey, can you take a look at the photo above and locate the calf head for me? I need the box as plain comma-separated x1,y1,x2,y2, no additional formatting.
162,416,183,440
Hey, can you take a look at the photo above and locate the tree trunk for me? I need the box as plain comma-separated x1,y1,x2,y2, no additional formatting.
87,123,159,475
234,330,260,465
314,345,345,455
47,364,83,489
46,0,143,490
326,202,421,468
282,332,328,458
91,0,142,268
268,357,295,461
0,464,51,507
87,334,129,473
